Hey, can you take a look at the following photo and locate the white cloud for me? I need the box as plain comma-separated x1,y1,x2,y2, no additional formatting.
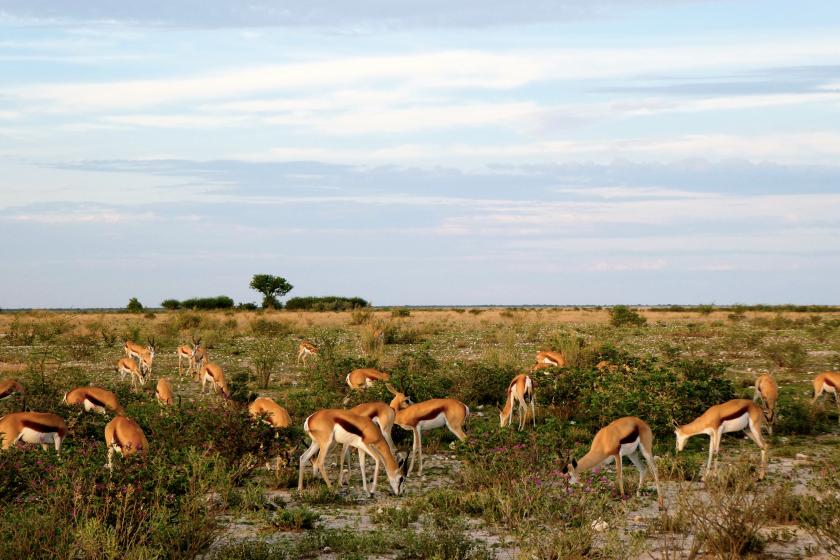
10,210,159,224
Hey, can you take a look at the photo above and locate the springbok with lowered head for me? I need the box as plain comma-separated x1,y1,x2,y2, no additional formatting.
531,350,566,371
156,378,175,406
200,362,230,398
338,401,397,487
0,412,67,453
500,373,535,430
564,416,663,507
249,397,291,429
298,409,406,496
115,358,146,391
104,416,149,471
812,371,840,423
346,368,391,390
297,341,318,366
754,374,778,434
64,386,124,415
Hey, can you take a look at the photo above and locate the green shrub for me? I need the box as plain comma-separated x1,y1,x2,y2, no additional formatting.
180,296,235,310
761,339,808,370
391,307,411,317
608,305,647,327
126,298,144,313
284,296,369,311
161,299,181,310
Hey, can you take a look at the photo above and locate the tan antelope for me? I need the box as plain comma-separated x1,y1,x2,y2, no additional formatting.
500,373,535,430
115,357,146,391
125,338,155,366
176,342,195,378
754,374,778,433
156,378,175,406
104,416,149,471
64,386,124,416
563,416,663,507
675,399,768,480
812,371,840,422
0,379,24,403
137,339,156,377
338,401,398,487
249,397,291,429
200,362,230,398
297,341,318,366
0,412,67,453
386,384,468,476
298,409,406,496
346,368,391,390
532,350,566,371
191,339,208,381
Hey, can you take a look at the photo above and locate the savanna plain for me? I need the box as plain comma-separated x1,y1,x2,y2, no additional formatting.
1,306,839,560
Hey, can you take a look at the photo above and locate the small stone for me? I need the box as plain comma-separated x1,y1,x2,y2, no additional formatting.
591,518,608,531
323,546,332,553
795,453,810,462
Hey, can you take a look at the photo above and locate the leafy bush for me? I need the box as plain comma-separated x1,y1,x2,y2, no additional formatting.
161,299,181,310
761,339,808,370
249,336,285,389
799,479,840,557
248,317,291,337
180,296,235,310
391,307,411,317
284,296,369,311
126,297,144,313
609,305,647,327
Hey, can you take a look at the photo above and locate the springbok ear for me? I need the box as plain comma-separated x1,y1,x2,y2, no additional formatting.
385,383,399,396
571,458,577,469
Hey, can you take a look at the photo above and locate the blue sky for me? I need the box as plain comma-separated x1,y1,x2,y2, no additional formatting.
1,1,839,307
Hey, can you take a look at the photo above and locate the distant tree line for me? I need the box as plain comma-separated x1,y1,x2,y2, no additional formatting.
285,296,370,311
160,296,235,310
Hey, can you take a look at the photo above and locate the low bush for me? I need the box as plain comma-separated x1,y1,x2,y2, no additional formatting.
609,305,647,327
181,296,235,310
285,296,369,311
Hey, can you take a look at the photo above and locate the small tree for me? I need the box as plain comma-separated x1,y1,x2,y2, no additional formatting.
249,274,293,309
126,297,144,313
250,337,284,389
161,299,181,310
608,305,646,327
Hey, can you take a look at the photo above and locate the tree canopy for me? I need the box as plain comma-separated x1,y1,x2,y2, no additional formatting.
249,274,293,309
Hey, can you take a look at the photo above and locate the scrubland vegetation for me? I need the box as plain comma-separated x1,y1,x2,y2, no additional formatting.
0,307,839,559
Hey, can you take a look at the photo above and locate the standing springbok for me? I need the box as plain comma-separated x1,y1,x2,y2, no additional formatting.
104,416,149,471
500,373,535,430
812,371,840,423
200,362,230,398
754,374,778,434
338,401,397,487
156,378,175,406
297,341,318,366
675,399,768,480
346,368,391,390
176,341,195,378
386,384,468,476
64,386,124,415
115,358,146,391
298,409,406,496
191,339,208,381
563,416,663,507
0,412,67,453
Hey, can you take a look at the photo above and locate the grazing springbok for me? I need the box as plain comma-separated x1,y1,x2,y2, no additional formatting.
64,386,124,416
297,341,318,366
200,362,230,398
338,401,397,487
0,379,24,405
176,342,195,378
532,350,566,371
754,374,778,433
386,384,468,476
346,368,391,390
0,412,67,453
675,399,768,480
812,371,840,423
104,416,149,471
249,397,291,429
156,378,175,406
125,338,155,372
500,373,535,430
191,339,208,381
298,409,406,496
115,358,146,391
564,416,663,507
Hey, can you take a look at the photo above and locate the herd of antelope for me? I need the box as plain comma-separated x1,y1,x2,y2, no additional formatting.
1,334,839,506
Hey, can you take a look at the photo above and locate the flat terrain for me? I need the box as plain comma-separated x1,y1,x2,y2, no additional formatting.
1,307,838,559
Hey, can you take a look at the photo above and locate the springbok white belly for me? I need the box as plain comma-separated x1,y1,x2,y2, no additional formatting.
822,384,837,394
83,399,106,413
418,413,447,431
619,438,640,456
721,412,750,433
18,427,58,445
334,425,364,448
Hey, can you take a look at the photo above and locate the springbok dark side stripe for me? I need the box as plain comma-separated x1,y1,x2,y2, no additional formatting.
417,406,445,422
619,426,640,445
0,388,14,399
335,417,364,437
825,377,837,388
85,393,106,408
720,406,749,423
21,419,65,436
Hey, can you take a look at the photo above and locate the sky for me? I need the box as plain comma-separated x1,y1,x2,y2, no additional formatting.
1,1,839,308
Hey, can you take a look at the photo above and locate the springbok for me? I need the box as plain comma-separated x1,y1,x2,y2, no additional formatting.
298,409,406,496
64,386,124,415
675,399,768,480
156,378,175,406
563,416,663,507
812,371,840,423
754,374,778,434
338,401,397,487
297,341,318,366
104,416,149,471
500,373,535,430
532,350,566,371
0,379,24,406
386,384,468,476
0,412,67,453
249,397,291,429
115,358,146,391
346,368,391,390
200,362,230,398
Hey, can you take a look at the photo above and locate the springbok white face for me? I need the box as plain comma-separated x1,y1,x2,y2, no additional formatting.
562,459,580,484
387,455,408,495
